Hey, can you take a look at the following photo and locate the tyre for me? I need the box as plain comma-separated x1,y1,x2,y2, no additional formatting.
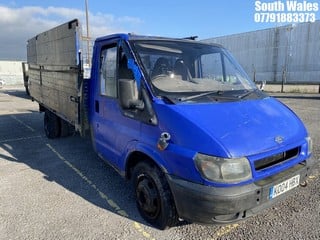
60,118,75,137
44,110,60,139
25,86,30,96
132,161,178,229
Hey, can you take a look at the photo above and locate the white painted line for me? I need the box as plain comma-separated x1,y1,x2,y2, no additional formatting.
10,115,35,132
0,135,42,144
46,143,155,240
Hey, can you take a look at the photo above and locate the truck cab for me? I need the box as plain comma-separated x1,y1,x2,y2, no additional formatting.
88,34,314,229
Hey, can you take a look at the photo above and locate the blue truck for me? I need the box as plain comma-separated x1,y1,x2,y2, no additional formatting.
25,19,315,229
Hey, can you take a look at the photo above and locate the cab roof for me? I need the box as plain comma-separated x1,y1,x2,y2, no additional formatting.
95,33,223,48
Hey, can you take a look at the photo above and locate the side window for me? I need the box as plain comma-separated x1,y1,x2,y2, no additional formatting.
100,46,117,97
119,49,134,80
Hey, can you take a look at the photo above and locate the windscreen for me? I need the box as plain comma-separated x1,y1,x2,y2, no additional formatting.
132,40,260,102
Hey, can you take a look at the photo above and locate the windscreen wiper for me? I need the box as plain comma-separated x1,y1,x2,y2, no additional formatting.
238,89,258,99
159,95,176,104
178,90,225,102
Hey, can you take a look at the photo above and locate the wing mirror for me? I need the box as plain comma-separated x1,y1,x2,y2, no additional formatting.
119,79,144,110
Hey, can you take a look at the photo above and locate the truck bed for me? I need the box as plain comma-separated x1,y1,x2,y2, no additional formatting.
27,19,81,127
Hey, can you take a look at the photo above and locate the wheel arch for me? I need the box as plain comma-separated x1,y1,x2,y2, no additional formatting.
125,148,169,180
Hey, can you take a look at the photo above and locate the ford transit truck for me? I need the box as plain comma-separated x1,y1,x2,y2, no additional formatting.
24,19,315,229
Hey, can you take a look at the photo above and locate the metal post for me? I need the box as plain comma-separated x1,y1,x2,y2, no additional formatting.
252,64,256,83
281,67,285,93
85,0,91,66
283,25,294,91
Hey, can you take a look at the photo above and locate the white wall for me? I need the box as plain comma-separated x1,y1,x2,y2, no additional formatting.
0,61,24,85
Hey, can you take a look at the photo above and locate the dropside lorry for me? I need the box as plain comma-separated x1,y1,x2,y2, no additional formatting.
24,19,315,229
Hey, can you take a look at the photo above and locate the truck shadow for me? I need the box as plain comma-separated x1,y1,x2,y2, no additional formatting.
0,111,178,230
2,88,31,100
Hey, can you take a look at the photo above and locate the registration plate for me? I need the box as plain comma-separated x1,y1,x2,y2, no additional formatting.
269,175,300,199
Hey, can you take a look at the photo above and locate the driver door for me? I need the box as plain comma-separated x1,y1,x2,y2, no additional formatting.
91,40,140,168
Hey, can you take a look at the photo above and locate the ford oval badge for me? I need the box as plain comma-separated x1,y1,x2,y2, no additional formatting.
275,136,284,144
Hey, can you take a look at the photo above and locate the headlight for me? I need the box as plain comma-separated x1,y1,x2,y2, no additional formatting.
194,153,252,183
306,136,313,156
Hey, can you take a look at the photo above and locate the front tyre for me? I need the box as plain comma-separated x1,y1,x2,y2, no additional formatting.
132,161,178,230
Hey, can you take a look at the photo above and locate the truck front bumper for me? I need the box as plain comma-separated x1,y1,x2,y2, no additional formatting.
167,160,314,224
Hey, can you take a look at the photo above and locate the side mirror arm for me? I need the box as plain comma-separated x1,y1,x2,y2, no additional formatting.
128,99,144,110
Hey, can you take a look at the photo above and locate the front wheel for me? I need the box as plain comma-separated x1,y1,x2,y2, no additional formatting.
132,161,178,229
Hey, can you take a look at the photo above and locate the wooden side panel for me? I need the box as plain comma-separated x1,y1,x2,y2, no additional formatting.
27,38,37,64
27,19,79,66
27,19,81,126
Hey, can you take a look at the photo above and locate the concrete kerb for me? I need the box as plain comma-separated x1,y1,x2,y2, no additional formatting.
257,83,320,94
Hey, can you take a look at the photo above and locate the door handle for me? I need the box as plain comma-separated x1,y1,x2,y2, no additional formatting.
95,100,99,113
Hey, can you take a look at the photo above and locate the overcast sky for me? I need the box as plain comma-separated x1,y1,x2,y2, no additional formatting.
0,0,319,60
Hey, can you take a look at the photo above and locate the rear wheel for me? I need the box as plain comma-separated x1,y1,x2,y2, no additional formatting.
25,85,30,96
132,161,178,229
60,118,75,137
44,110,60,139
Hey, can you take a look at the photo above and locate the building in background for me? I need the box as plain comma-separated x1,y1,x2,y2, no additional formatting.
0,61,24,86
204,21,320,88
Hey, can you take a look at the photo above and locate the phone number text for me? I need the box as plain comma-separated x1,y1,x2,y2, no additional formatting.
254,12,316,23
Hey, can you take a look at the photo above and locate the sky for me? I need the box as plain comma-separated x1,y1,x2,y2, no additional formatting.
0,0,319,60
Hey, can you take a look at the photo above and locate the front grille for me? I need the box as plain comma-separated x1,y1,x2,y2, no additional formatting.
254,147,300,171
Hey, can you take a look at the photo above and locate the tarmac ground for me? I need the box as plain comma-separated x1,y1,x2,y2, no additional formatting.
0,87,319,240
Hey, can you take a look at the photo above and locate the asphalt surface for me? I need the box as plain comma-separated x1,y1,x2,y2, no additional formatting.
0,87,319,240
